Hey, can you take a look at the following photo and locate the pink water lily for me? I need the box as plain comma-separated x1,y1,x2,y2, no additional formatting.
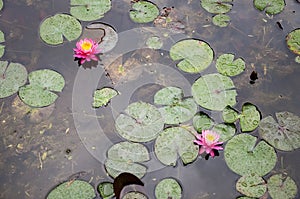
194,130,223,158
73,38,101,65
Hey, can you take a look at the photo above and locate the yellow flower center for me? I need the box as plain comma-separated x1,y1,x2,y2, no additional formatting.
81,41,92,51
206,134,216,142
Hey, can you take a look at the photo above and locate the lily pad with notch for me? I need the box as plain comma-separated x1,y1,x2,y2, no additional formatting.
236,174,267,198
201,0,233,14
170,39,214,73
212,14,230,27
129,1,159,23
253,0,285,15
92,87,119,108
154,127,199,166
155,178,182,199
216,53,245,76
267,173,298,199
286,29,300,56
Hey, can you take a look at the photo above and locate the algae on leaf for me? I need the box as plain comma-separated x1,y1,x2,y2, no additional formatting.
254,0,285,15
129,1,159,23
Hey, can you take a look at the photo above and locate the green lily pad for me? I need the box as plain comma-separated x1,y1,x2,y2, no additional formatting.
222,106,239,123
267,174,298,199
212,14,230,27
0,61,27,98
154,127,199,166
98,182,114,199
92,87,118,108
154,87,197,124
286,29,300,56
0,30,5,58
240,103,261,132
47,180,96,199
0,0,3,10
295,56,300,63
212,123,236,142
129,1,159,23
216,53,245,76
122,192,148,199
146,36,163,49
105,141,149,179
70,0,112,21
201,0,233,14
19,69,65,107
115,101,164,142
224,134,277,176
259,111,300,151
155,178,182,199
39,14,82,45
193,112,214,132
192,73,237,111
253,0,285,15
236,174,267,198
170,39,214,73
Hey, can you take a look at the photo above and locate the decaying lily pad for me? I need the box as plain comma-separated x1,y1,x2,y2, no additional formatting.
154,127,199,166
267,173,298,199
286,29,300,56
129,1,159,23
224,134,277,176
39,13,82,45
19,69,65,107
254,0,285,15
115,102,164,142
236,174,267,198
0,61,27,98
216,53,245,76
0,30,5,58
259,111,300,151
192,73,237,111
201,0,233,14
155,178,182,199
170,39,214,73
212,14,230,27
98,182,114,199
104,142,149,179
47,180,96,199
92,87,118,108
70,0,112,21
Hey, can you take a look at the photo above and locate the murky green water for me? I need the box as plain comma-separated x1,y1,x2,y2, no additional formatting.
0,0,299,199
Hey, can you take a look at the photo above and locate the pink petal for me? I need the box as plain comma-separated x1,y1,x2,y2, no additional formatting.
199,147,206,154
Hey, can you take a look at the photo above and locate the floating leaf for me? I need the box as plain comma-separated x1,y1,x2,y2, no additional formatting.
129,1,159,23
105,142,149,178
146,36,163,49
47,180,96,199
216,53,245,76
93,87,118,108
154,127,199,166
0,30,5,58
193,112,214,132
295,56,300,63
39,14,82,45
259,111,300,151
170,39,214,73
222,106,239,123
192,73,237,111
212,14,230,27
122,192,147,199
236,174,267,198
98,182,114,199
0,61,27,98
212,123,236,142
224,134,277,176
0,0,3,11
286,29,300,56
115,102,164,142
201,0,233,14
114,173,144,199
70,0,112,21
253,0,285,15
19,69,65,107
155,178,182,199
154,87,183,105
239,103,261,132
267,174,298,199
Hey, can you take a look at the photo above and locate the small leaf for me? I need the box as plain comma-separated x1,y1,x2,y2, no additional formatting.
193,112,214,132
222,106,239,123
113,173,144,199
239,103,261,132
286,28,300,56
122,192,147,199
154,87,183,105
212,14,230,27
267,174,298,199
155,178,182,199
129,1,159,23
201,0,233,14
0,0,3,11
216,53,245,76
254,0,285,15
236,174,267,198
212,123,236,142
98,182,114,199
146,36,163,49
93,87,118,108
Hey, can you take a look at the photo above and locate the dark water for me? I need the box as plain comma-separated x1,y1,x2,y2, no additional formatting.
0,0,300,199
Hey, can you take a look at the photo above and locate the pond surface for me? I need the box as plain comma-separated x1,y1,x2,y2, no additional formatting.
0,0,300,199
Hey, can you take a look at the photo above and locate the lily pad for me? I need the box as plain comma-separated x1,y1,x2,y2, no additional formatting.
267,174,298,199
216,53,245,76
47,180,96,199
201,0,233,14
19,69,65,107
224,134,277,176
154,87,197,124
286,29,300,56
155,178,182,199
259,111,300,151
212,123,236,142
170,39,214,73
146,36,163,49
193,112,214,132
39,14,82,45
191,73,237,111
115,102,164,142
0,0,3,11
0,61,27,98
92,87,118,108
122,192,147,199
154,127,199,166
98,182,114,199
240,103,261,132
253,0,285,15
222,106,239,123
0,30,5,58
212,14,230,27
70,0,112,21
105,142,149,179
236,174,267,198
129,1,159,23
